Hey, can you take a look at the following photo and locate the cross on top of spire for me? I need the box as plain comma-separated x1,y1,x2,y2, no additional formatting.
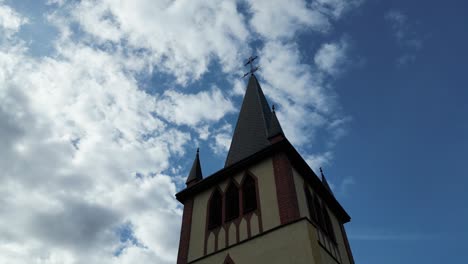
243,55,259,78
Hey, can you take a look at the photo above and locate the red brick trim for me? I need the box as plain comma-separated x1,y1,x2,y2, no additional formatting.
272,152,300,224
177,198,194,264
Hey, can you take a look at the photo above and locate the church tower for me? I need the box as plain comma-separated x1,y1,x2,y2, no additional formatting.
176,73,355,264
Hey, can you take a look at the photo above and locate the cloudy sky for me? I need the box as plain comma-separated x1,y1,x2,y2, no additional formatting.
0,0,467,263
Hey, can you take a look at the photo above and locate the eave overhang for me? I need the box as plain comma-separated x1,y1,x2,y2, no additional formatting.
175,138,351,223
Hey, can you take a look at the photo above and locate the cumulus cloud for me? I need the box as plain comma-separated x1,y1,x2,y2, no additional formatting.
0,5,186,263
247,0,330,39
0,1,27,37
0,0,362,263
306,151,334,172
259,40,349,148
156,88,235,126
61,0,250,85
314,39,349,76
209,123,233,155
247,0,363,40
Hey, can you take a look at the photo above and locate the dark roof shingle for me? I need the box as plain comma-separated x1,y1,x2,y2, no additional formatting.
186,149,203,185
224,74,274,167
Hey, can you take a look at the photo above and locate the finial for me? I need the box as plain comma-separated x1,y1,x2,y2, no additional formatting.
196,147,199,154
242,55,259,78
320,167,324,177
272,104,276,112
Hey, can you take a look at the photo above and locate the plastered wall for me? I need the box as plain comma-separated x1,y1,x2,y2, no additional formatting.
292,167,352,264
185,157,353,264
192,219,317,264
187,157,280,262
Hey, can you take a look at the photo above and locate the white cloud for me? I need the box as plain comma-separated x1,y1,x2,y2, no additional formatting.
247,0,330,39
209,123,232,155
0,0,362,263
0,9,186,263
259,41,347,146
315,0,363,18
246,0,363,40
306,151,334,171
0,1,28,37
230,78,246,97
314,39,349,76
156,87,235,126
61,0,251,85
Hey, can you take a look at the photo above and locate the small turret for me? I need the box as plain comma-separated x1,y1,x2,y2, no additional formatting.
320,167,334,196
186,148,203,186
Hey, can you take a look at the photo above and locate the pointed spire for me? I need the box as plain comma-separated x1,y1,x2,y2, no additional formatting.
225,74,273,167
320,167,334,196
186,148,203,185
268,104,284,139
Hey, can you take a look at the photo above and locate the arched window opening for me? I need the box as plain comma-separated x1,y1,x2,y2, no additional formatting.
225,182,240,222
314,195,325,231
323,205,336,243
305,187,318,223
242,174,257,213
208,189,222,229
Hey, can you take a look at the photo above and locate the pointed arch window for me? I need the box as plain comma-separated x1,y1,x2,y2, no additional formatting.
242,174,257,213
225,182,240,222
314,195,325,231
208,189,222,229
323,205,336,243
305,187,318,223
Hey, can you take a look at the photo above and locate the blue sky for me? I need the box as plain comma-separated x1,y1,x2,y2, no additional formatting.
329,2,468,263
0,0,466,263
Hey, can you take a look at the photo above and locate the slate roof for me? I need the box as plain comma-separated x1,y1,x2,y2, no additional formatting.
176,74,351,223
176,138,351,223
186,148,203,185
268,107,284,139
224,74,274,167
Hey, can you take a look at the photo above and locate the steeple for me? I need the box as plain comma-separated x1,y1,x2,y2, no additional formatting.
320,167,334,196
225,74,275,167
176,57,355,264
186,148,203,186
268,105,284,139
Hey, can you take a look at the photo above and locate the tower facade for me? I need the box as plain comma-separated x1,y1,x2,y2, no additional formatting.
176,74,354,264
